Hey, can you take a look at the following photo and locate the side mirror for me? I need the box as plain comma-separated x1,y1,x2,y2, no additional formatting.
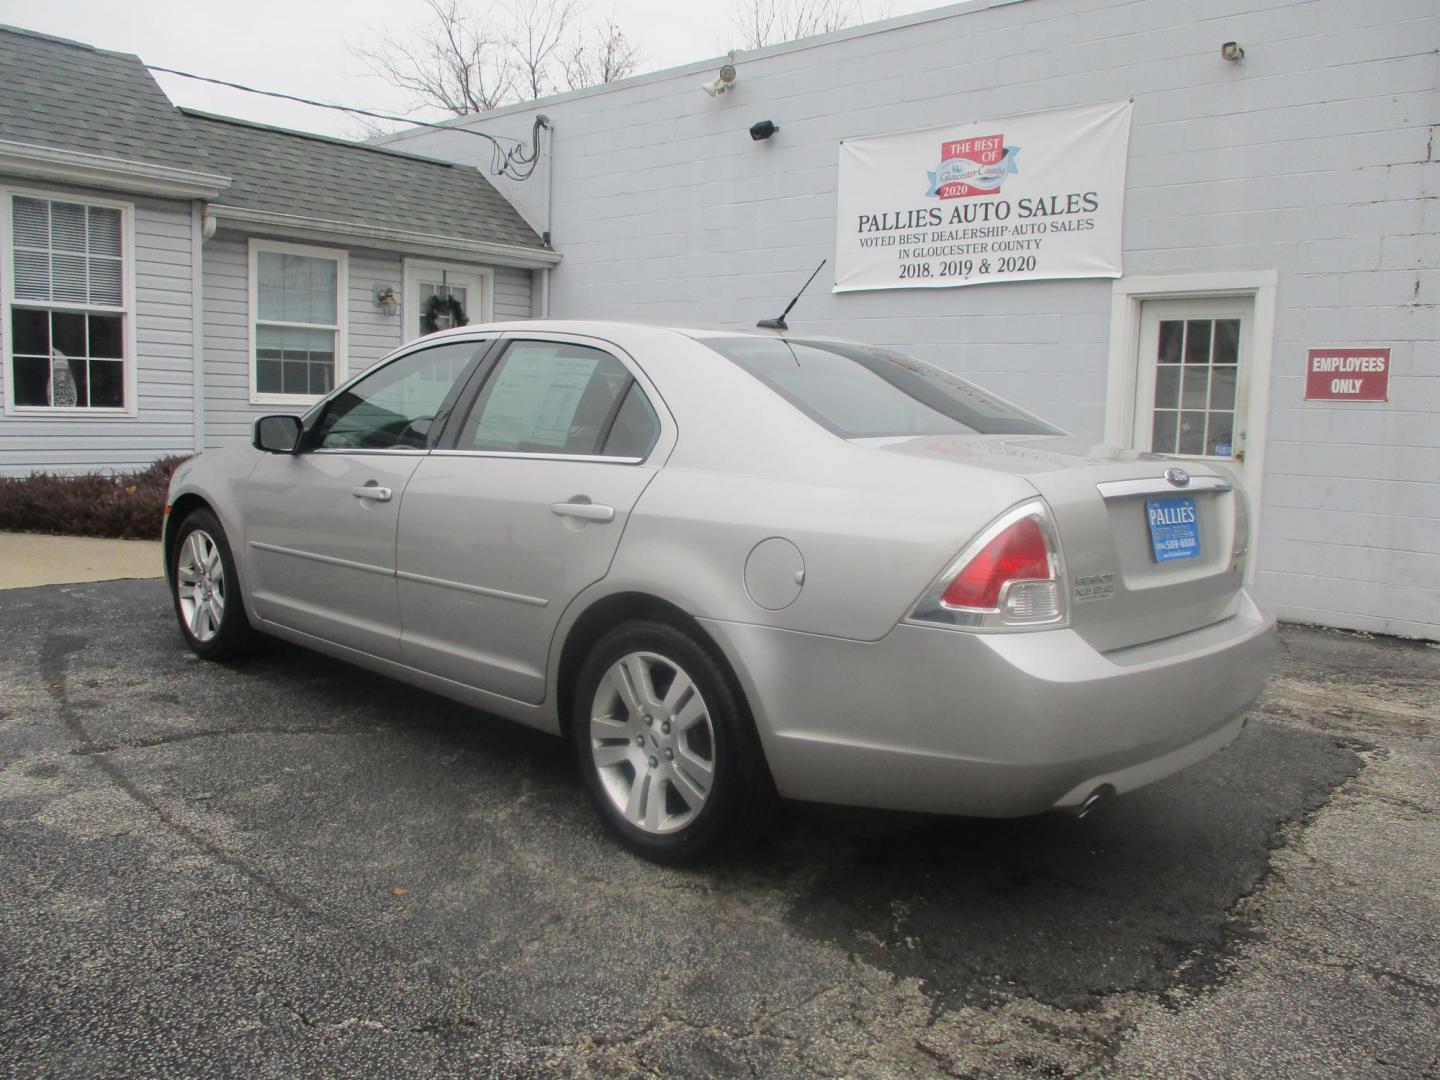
254,414,303,454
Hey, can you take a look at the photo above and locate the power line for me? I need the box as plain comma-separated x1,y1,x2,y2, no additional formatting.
146,64,545,181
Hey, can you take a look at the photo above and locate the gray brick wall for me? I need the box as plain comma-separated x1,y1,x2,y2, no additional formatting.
384,0,1439,638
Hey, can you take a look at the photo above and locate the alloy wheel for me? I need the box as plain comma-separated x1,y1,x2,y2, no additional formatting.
589,650,716,835
176,529,226,643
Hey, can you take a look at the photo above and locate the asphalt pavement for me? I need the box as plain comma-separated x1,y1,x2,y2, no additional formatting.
1,579,1436,1078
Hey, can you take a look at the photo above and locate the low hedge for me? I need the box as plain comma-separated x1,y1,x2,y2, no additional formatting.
0,456,190,540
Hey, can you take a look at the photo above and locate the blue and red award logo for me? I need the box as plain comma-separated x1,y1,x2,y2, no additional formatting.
926,135,1020,199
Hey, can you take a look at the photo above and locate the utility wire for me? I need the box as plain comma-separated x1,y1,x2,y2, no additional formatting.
146,64,546,181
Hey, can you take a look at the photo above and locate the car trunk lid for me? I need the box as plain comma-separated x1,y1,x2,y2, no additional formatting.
858,434,1248,651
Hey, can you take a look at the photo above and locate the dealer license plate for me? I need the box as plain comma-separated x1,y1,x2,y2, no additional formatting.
1146,496,1200,562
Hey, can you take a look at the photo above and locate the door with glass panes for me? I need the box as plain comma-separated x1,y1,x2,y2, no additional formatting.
405,262,490,343
1132,297,1254,489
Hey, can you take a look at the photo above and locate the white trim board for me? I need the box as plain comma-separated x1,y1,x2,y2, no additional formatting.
1104,270,1278,585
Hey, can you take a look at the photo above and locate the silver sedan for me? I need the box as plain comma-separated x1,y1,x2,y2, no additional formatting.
164,322,1276,862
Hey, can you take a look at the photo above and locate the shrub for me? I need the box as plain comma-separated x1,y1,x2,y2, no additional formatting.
0,455,191,540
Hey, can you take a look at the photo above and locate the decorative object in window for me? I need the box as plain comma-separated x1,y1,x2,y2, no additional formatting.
420,292,468,335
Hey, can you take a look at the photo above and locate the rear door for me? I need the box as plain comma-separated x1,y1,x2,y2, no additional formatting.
243,338,491,659
396,334,672,703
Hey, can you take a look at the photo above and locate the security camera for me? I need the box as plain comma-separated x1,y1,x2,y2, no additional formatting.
702,63,737,96
749,120,779,141
1221,41,1245,61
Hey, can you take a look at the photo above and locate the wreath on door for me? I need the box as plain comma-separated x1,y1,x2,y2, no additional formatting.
420,293,468,334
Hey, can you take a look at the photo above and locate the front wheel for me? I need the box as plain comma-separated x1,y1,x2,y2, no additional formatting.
170,509,254,660
572,619,771,864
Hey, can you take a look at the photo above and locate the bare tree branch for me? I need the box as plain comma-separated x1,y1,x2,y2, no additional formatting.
350,0,515,115
507,0,583,100
727,0,867,49
563,13,643,90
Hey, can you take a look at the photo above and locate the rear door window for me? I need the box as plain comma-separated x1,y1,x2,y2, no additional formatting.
456,340,658,458
704,337,1062,438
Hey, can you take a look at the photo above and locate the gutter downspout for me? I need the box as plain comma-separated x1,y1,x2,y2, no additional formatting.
190,202,207,453
541,117,554,318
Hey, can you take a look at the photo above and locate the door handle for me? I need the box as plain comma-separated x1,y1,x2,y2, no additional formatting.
352,485,393,502
551,499,615,523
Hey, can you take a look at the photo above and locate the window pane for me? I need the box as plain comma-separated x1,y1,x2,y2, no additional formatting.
13,355,50,406
1153,365,1181,410
1181,366,1209,410
257,251,337,324
1184,320,1212,365
1206,412,1234,457
1178,411,1206,455
50,201,86,252
603,382,661,458
1151,410,1178,454
88,207,122,257
52,253,87,302
13,196,48,247
316,341,483,450
14,250,50,300
13,308,49,355
1213,319,1240,364
1210,367,1237,411
53,311,86,357
462,342,631,454
89,314,123,358
256,324,335,397
90,257,122,306
1157,320,1183,363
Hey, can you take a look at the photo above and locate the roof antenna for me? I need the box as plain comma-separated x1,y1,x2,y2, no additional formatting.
757,259,826,331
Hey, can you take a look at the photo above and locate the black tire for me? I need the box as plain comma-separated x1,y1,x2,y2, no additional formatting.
572,618,772,864
169,509,255,660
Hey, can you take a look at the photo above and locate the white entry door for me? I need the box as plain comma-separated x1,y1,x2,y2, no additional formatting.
1132,297,1255,489
403,261,492,343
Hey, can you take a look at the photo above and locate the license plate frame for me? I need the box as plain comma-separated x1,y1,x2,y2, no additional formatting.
1146,496,1200,562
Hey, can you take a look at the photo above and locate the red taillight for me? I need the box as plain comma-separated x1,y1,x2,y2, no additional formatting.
941,515,1051,610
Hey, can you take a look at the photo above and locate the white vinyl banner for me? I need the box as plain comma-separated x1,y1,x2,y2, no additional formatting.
833,100,1133,293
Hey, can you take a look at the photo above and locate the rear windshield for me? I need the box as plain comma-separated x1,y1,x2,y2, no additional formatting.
703,337,1063,439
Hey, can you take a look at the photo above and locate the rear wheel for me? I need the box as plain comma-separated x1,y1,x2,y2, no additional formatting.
572,619,769,863
170,509,254,660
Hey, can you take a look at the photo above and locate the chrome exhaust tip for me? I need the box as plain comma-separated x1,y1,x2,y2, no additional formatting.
1069,785,1116,820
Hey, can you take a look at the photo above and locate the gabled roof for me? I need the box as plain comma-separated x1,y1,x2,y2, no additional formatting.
183,111,546,252
0,23,549,259
0,24,209,172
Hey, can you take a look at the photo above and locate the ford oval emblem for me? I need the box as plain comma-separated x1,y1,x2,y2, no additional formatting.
1164,466,1191,487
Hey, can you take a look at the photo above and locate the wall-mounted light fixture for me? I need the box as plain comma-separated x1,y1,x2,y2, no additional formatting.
702,61,737,97
1221,41,1245,61
373,284,398,316
749,120,780,141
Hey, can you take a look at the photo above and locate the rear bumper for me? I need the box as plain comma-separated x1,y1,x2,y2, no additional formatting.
700,590,1276,817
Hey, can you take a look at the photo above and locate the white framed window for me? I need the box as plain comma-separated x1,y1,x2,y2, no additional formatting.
248,239,348,405
2,187,137,416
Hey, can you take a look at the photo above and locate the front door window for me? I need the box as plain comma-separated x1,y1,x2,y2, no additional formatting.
1135,298,1251,469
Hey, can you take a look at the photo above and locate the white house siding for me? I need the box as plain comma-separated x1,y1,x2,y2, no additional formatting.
0,183,197,475
202,233,533,445
383,0,1439,639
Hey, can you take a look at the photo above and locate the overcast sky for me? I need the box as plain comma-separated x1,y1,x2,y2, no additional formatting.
0,0,938,138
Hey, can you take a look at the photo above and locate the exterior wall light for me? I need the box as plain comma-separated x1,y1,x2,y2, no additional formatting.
373,284,398,316
1221,41,1245,61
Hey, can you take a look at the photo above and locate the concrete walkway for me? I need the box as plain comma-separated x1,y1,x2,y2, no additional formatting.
0,531,163,589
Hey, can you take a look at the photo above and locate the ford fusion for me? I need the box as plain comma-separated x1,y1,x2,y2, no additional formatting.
164,321,1276,862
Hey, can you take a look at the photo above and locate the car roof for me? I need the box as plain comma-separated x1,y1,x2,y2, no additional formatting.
414,319,851,346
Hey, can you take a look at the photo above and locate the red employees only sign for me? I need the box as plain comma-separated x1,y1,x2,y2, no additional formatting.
1305,348,1390,401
